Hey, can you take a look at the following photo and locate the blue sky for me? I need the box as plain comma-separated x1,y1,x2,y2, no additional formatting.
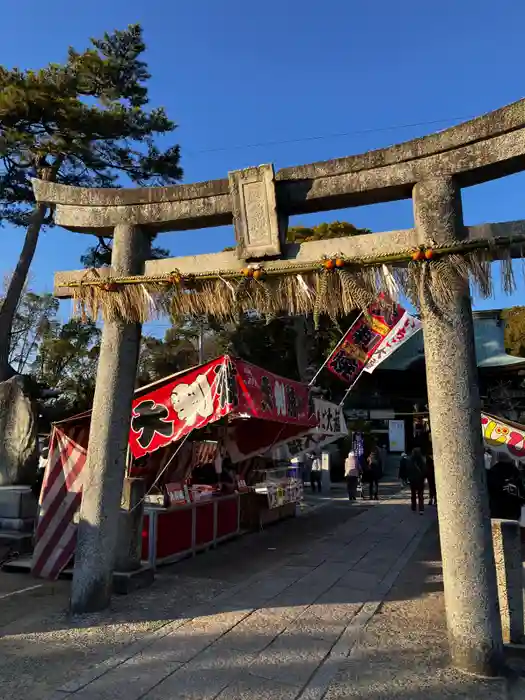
2,0,525,334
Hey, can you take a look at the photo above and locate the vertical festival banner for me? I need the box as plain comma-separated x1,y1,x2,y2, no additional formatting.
364,312,422,374
326,297,405,385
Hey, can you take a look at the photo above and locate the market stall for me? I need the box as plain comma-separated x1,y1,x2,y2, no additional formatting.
32,355,316,578
130,356,315,561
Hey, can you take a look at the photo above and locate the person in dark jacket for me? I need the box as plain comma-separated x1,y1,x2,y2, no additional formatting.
398,452,409,486
364,447,382,501
486,452,525,521
426,453,437,506
407,447,427,514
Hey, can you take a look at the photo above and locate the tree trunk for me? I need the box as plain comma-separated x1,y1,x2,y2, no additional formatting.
294,314,315,382
0,203,47,381
294,316,309,382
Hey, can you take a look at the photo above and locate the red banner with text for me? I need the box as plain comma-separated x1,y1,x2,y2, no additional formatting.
327,298,405,384
129,357,232,459
235,360,315,426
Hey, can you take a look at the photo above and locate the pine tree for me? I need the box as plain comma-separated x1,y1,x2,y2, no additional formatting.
0,24,182,380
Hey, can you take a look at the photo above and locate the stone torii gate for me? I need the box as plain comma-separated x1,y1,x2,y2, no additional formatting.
33,99,525,676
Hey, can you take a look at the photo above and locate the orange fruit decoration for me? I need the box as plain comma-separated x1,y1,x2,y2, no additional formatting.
424,248,434,260
253,268,265,280
411,249,424,262
324,258,336,270
335,258,345,268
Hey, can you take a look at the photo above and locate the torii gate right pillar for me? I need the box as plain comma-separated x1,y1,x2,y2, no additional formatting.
414,177,504,676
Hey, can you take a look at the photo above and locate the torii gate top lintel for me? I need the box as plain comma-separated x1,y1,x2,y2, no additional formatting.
32,98,525,239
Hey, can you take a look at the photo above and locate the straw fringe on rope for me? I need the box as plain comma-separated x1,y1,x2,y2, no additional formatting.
67,238,525,324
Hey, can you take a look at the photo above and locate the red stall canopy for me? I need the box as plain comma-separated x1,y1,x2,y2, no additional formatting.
129,355,316,461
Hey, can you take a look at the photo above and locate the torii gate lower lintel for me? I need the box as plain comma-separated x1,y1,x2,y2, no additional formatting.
33,99,525,676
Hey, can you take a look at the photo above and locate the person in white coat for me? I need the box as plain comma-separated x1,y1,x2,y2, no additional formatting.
345,450,360,501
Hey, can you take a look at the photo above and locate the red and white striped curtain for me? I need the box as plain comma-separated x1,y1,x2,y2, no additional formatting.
31,427,87,580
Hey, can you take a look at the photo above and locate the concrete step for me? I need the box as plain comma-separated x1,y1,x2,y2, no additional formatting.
1,555,154,594
0,531,33,553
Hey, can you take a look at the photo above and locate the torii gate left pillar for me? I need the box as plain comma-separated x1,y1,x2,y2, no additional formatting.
70,224,149,614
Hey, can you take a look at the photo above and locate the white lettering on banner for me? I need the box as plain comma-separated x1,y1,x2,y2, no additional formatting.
364,312,422,373
171,373,214,425
274,381,287,415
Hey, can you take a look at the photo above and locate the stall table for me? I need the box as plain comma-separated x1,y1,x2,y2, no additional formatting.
240,477,303,530
142,493,241,567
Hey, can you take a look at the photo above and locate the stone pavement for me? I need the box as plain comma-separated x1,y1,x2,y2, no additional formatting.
1,486,522,700
47,492,443,700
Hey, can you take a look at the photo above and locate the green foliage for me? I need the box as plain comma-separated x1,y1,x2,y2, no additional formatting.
0,24,183,379
503,306,525,357
222,220,371,253
137,317,222,385
5,289,59,373
80,236,170,268
0,23,182,226
214,316,300,379
287,220,371,243
138,332,197,385
34,317,101,412
1,287,100,414
213,310,358,396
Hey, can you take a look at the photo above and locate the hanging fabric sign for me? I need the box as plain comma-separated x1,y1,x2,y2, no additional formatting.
364,312,422,373
481,413,525,460
327,298,405,384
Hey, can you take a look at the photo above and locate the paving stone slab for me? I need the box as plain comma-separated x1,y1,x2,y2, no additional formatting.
284,613,347,643
71,651,182,700
338,570,382,591
143,647,256,700
250,631,333,686
145,610,250,663
215,609,289,653
270,586,323,608
216,675,299,700
314,585,369,608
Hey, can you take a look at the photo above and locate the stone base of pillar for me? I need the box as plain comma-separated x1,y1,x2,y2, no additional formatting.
492,519,524,645
113,564,154,595
114,478,145,573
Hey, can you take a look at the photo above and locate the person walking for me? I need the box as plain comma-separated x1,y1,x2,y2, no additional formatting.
310,451,322,493
426,452,437,506
364,447,382,501
398,451,409,486
344,450,360,501
407,447,427,514
486,451,525,520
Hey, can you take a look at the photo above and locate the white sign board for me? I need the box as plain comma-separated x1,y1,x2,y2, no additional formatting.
314,399,346,435
388,420,405,452
270,398,347,462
